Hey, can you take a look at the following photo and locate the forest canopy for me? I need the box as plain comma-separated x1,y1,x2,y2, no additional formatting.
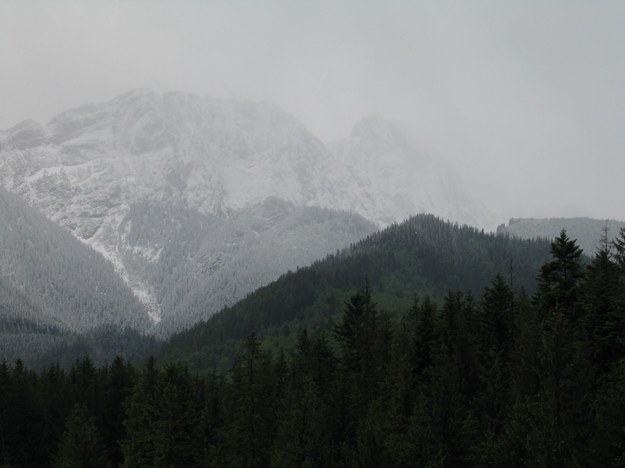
2,228,625,466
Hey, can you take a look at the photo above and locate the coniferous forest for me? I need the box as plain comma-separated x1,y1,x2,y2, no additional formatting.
2,229,625,467
159,215,553,373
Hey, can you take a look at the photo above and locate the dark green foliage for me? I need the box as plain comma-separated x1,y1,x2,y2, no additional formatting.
332,283,392,463
54,404,112,468
221,334,277,467
471,275,516,463
151,364,201,466
536,229,585,312
159,215,552,372
0,359,45,466
333,283,389,404
584,244,625,371
30,325,160,371
614,227,625,270
528,232,592,465
122,358,158,467
590,359,625,465
271,330,333,467
122,358,203,467
3,228,625,466
412,296,437,378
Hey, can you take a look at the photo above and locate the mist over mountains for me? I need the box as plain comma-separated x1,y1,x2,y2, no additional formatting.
0,89,492,335
498,217,625,256
3,90,624,466
3,4,625,465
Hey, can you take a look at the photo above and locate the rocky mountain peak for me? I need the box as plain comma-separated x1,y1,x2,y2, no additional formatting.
351,116,415,151
0,89,494,333
1,119,48,150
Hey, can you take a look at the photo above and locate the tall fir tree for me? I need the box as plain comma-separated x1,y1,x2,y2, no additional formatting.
151,363,201,467
122,357,158,468
222,334,276,468
472,274,515,464
54,404,111,468
531,232,592,466
332,282,391,462
583,245,625,372
272,335,331,468
536,230,585,314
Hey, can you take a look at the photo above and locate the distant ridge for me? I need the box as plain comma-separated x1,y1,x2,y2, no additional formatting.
497,217,625,255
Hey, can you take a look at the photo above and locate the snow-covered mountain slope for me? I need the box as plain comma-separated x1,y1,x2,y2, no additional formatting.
0,90,492,334
0,187,151,361
325,116,493,228
119,197,376,334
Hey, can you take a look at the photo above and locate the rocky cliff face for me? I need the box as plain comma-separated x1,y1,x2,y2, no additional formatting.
326,116,492,227
0,90,492,334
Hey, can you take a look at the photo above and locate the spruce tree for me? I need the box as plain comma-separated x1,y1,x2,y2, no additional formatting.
223,334,276,468
472,274,515,464
272,374,330,467
536,230,585,313
410,292,479,467
613,227,625,271
54,404,111,468
332,283,390,461
531,232,591,466
377,318,417,466
411,296,437,380
197,371,226,465
589,359,625,465
101,357,135,465
583,246,625,372
151,363,200,467
0,360,11,465
122,358,158,467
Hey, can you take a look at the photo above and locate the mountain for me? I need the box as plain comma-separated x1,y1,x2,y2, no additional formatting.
122,198,376,334
326,116,493,227
497,217,625,255
158,214,552,372
0,188,151,362
0,279,65,365
0,89,492,334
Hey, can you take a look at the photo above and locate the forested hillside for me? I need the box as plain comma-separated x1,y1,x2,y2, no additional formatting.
159,214,554,371
0,279,67,364
2,228,625,466
119,197,376,335
0,188,151,363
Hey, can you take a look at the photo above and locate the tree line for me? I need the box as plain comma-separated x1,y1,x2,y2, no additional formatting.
160,214,552,373
1,229,625,466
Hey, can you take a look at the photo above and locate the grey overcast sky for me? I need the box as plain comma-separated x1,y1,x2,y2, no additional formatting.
1,0,624,222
